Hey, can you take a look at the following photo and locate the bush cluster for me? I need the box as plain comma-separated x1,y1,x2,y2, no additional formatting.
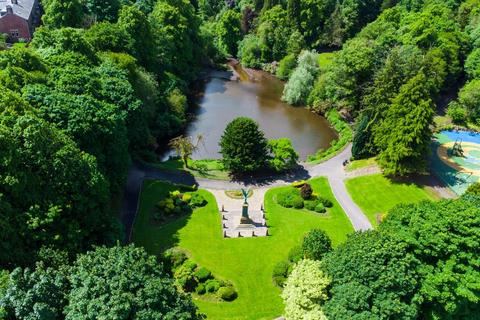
164,248,237,302
154,190,207,221
277,184,332,213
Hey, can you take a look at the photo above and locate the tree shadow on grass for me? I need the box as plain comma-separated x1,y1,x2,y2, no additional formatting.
228,164,312,187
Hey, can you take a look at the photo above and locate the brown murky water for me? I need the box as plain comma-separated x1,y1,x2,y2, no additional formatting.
186,64,337,160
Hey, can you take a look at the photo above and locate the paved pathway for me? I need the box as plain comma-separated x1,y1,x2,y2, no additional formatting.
121,144,376,240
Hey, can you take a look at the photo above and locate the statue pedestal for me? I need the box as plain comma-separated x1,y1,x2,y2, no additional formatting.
239,203,253,226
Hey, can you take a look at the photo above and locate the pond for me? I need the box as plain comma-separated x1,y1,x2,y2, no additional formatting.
181,63,337,160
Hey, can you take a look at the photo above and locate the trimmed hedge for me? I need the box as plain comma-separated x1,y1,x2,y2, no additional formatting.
218,286,238,301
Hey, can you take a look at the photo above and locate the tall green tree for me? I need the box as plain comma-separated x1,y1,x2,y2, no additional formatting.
215,10,243,56
374,72,434,175
41,0,84,28
219,117,269,174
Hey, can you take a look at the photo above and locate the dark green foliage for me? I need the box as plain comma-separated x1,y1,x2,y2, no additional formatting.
272,260,291,287
314,203,326,213
85,0,121,22
288,245,303,263
0,112,116,267
318,197,480,319
465,182,480,195
380,198,480,319
65,246,199,319
322,232,420,319
41,0,84,28
317,197,333,208
277,188,304,209
304,200,318,211
190,193,207,207
163,248,188,271
205,279,220,293
219,117,269,174
238,34,263,68
218,286,238,301
352,115,373,160
174,260,198,292
302,229,332,260
2,246,200,319
195,283,206,294
300,183,313,199
194,267,212,282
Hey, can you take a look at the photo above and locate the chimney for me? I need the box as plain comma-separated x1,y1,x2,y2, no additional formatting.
6,5,13,14
11,0,17,4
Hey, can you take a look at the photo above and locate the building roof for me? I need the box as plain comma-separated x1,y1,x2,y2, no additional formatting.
0,0,35,20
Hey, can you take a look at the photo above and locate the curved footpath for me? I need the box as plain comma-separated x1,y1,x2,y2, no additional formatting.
121,144,373,241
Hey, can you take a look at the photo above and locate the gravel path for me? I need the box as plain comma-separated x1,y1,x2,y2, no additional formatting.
122,144,376,240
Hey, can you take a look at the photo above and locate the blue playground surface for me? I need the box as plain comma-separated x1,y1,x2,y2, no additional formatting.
431,130,480,195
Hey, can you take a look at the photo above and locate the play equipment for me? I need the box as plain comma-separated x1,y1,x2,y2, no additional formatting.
451,139,464,157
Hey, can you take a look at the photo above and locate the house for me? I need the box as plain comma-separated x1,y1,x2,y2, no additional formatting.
0,0,41,42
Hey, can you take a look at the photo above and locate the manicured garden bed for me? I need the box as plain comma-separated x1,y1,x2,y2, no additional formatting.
132,178,353,320
345,174,439,226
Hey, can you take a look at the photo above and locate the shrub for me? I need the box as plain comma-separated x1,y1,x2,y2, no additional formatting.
300,183,313,200
276,54,297,80
447,102,467,124
174,261,198,292
163,248,187,271
190,193,207,207
318,197,333,208
205,279,220,293
194,267,212,282
314,203,326,213
272,260,291,287
304,200,318,211
218,286,238,301
302,229,332,260
195,283,206,295
277,188,304,208
288,245,303,263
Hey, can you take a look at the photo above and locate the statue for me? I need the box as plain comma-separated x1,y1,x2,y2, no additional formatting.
241,188,249,204
239,188,252,225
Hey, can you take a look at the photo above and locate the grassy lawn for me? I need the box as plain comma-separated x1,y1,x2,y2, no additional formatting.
152,157,230,180
345,174,439,226
133,177,354,320
345,157,377,172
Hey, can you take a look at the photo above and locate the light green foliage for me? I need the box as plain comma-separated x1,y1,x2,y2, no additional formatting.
276,54,297,80
374,72,434,175
457,79,480,121
302,229,332,260
219,117,269,174
258,6,294,61
282,50,319,105
465,182,480,195
465,48,480,79
447,101,467,124
268,138,299,172
282,259,329,320
215,10,243,56
238,34,263,68
0,113,114,266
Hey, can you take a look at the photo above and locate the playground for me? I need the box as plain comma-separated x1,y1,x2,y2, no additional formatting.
432,130,480,195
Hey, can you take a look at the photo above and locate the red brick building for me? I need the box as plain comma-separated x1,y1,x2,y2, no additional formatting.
0,0,41,42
